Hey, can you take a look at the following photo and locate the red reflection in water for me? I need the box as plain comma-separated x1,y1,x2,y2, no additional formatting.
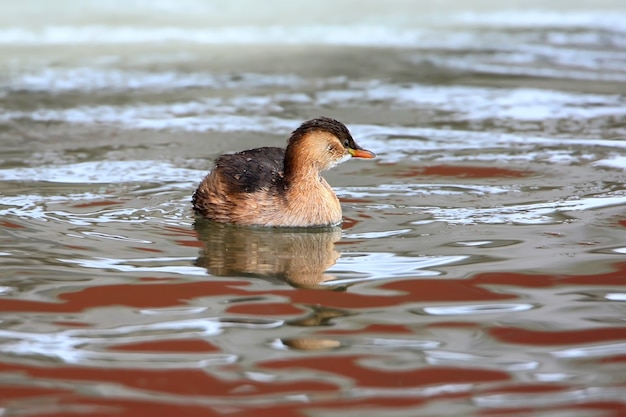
276,278,514,310
601,354,626,363
390,165,532,178
570,403,626,416
2,265,624,416
0,362,337,398
225,302,306,316
108,339,220,353
3,262,625,315
490,326,626,345
163,225,199,237
63,244,90,251
260,355,510,388
0,280,248,312
480,401,626,417
475,262,626,287
131,246,164,253
0,220,24,229
72,201,123,208
0,274,515,313
176,239,205,248
2,392,467,417
340,216,358,230
163,224,205,248
46,397,224,417
482,383,572,395
0,386,72,401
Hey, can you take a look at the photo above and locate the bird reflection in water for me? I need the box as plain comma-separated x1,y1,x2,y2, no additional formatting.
193,219,343,289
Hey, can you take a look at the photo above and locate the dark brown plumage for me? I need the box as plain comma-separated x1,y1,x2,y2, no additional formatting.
213,147,285,194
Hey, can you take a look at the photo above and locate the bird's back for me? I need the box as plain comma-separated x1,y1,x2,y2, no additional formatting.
214,147,285,194
192,147,289,224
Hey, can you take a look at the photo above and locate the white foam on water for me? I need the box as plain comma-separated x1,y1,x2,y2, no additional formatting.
422,303,535,316
421,55,626,83
327,253,468,282
0,161,203,225
0,316,279,367
3,77,624,135
340,183,516,199
4,68,303,92
2,84,624,139
1,102,623,169
451,10,626,32
0,160,202,184
59,256,207,276
317,84,626,121
423,193,626,225
593,156,626,170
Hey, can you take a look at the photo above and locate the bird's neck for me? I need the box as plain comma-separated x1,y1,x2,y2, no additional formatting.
283,145,320,185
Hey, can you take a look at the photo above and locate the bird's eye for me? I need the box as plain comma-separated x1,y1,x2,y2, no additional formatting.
343,140,350,147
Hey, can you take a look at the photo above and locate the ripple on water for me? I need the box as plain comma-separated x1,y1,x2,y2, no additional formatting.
0,317,282,367
421,193,626,225
58,256,207,276
416,303,538,316
2,4,626,416
325,253,468,284
0,160,202,184
474,387,626,409
3,68,304,92
448,240,522,248
424,350,540,371
551,342,626,359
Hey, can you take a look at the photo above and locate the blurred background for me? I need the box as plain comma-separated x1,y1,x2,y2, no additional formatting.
2,0,625,135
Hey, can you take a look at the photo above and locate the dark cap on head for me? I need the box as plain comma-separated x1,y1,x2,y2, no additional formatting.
290,117,363,150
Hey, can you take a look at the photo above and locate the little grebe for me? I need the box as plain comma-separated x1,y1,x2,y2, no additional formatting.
192,117,375,227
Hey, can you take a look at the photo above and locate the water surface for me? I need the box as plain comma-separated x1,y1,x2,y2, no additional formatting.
1,1,626,416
